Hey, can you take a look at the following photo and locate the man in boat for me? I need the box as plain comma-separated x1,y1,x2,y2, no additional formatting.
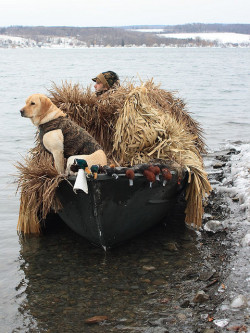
92,71,120,96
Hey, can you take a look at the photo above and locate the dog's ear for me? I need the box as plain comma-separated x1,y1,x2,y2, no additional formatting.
39,95,52,113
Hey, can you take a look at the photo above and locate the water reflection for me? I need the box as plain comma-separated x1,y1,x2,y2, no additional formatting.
16,213,210,332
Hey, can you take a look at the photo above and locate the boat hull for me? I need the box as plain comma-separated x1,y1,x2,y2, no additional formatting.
57,172,187,248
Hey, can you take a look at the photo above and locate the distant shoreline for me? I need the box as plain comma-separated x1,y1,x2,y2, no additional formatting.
1,35,249,49
1,24,249,49
1,45,250,49
1,45,249,49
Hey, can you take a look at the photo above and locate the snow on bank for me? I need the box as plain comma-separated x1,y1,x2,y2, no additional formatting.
0,35,36,45
0,35,88,48
128,29,250,44
0,35,37,48
213,143,250,328
129,29,165,33
0,35,24,42
158,32,250,44
1,32,250,49
215,143,250,222
230,143,250,222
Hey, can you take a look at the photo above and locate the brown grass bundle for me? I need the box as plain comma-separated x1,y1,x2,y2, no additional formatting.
48,80,205,160
143,80,206,154
16,145,65,234
113,86,212,228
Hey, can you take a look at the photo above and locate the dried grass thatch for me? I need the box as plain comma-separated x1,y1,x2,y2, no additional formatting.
16,145,65,234
113,86,211,227
16,78,211,234
48,80,206,160
142,80,206,154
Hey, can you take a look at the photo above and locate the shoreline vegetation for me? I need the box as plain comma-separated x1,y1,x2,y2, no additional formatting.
1,23,250,48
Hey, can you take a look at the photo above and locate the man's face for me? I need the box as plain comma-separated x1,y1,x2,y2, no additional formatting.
94,81,107,92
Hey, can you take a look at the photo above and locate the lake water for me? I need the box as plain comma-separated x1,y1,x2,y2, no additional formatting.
0,47,249,332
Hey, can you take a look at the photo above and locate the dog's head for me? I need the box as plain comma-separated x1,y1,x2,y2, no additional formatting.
20,94,53,125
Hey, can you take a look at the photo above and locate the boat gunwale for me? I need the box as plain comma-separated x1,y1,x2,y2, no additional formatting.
67,170,180,182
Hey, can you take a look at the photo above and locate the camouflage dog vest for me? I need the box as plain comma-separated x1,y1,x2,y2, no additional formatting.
39,117,102,158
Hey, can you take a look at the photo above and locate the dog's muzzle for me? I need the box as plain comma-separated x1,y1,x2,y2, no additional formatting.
20,109,25,117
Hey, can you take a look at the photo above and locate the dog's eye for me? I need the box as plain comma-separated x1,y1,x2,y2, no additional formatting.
30,102,35,105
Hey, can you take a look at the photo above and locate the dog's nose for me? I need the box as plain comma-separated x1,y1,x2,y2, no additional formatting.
20,109,24,117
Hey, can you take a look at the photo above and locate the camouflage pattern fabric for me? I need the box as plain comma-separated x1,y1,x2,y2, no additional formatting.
92,71,119,88
39,116,102,157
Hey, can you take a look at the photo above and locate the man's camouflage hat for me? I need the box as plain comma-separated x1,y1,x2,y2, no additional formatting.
92,71,119,89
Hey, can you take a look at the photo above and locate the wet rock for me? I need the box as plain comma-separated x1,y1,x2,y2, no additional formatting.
175,259,187,267
213,162,226,169
152,279,167,286
146,287,157,295
209,179,221,185
182,271,199,280
130,285,139,290
140,258,151,263
142,265,156,271
137,269,148,276
114,284,128,291
204,220,224,233
176,313,186,321
148,318,168,327
200,313,209,321
230,295,248,309
180,299,190,308
232,196,239,202
193,291,209,303
213,318,229,328
227,147,240,155
159,297,170,304
145,328,168,333
215,148,239,158
147,319,159,327
117,318,128,323
203,329,215,333
162,251,176,256
145,324,170,333
208,170,224,182
216,154,230,162
203,213,215,223
164,242,179,252
241,233,250,247
179,233,193,241
181,243,194,250
199,270,215,281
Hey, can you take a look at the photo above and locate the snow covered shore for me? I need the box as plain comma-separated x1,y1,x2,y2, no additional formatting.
1,32,250,48
158,32,250,44
203,142,250,330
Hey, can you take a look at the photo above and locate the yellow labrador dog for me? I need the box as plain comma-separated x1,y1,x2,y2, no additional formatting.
20,94,107,174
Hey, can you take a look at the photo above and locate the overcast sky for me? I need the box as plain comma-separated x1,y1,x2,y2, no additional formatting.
1,0,249,27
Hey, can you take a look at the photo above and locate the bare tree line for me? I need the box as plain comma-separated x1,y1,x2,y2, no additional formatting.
0,24,249,47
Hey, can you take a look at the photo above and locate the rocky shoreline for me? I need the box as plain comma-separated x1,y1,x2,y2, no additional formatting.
111,147,250,333
134,147,250,333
